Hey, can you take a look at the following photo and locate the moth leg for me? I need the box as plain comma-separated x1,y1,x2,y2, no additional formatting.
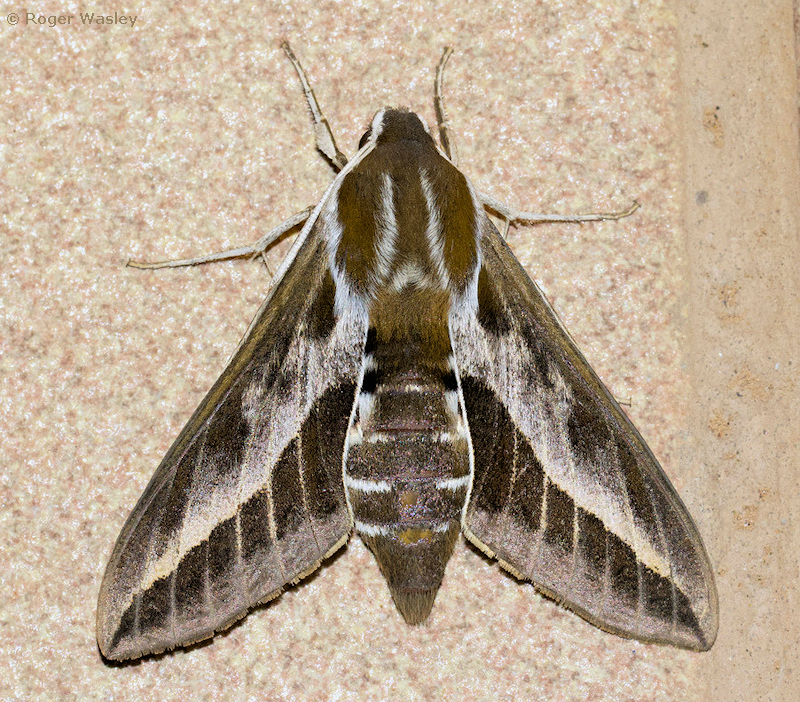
127,206,313,270
434,47,459,167
479,192,639,238
281,41,349,171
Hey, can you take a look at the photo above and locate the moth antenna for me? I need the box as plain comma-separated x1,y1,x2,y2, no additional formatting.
281,40,349,171
434,46,459,166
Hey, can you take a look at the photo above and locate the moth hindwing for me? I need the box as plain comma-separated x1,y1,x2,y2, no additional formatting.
97,43,718,660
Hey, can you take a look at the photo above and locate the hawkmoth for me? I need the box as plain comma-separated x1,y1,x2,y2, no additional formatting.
97,43,718,660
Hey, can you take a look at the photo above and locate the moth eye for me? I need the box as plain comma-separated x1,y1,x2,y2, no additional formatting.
358,128,372,149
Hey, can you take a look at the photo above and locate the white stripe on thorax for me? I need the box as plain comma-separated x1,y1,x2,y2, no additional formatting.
420,169,451,290
374,172,398,283
389,262,439,291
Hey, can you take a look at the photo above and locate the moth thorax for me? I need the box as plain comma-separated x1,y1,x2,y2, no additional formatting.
334,116,481,303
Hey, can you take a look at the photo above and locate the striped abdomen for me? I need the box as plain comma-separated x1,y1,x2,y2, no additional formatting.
345,316,471,624
334,109,481,622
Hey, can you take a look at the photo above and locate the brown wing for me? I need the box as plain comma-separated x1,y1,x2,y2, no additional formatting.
97,218,366,660
451,217,717,651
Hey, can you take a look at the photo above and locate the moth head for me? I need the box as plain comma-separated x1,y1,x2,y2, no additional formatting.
358,108,435,150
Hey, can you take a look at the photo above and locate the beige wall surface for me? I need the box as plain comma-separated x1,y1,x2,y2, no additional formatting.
1,1,797,700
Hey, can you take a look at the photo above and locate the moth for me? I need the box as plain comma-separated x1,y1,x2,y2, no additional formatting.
97,43,718,660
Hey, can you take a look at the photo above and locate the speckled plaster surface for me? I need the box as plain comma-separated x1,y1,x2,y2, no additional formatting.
0,1,797,700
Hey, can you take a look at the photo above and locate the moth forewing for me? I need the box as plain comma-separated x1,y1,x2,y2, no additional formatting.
96,166,369,661
98,43,717,661
451,216,718,651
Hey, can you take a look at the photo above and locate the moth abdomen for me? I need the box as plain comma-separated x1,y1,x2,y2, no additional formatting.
345,316,469,623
